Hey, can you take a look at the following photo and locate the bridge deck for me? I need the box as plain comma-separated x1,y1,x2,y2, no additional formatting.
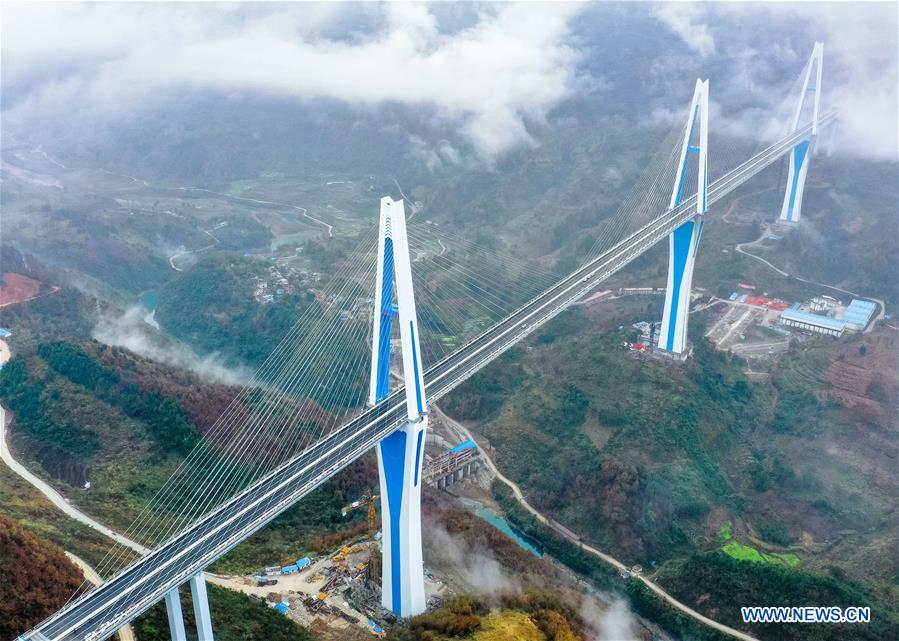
26,112,834,641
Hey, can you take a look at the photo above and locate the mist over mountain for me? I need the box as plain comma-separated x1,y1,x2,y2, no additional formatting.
3,3,895,188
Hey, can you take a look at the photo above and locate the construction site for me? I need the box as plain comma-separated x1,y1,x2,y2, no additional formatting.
618,279,879,371
205,426,488,639
209,516,446,638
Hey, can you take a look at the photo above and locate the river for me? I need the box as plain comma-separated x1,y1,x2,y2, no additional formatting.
458,497,544,557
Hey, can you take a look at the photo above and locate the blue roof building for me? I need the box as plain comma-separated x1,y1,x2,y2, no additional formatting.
781,307,846,336
841,299,877,330
448,440,477,454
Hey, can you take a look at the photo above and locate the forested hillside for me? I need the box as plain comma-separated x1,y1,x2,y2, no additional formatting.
134,583,315,641
0,514,84,639
444,298,898,639
0,339,376,565
386,593,584,641
155,255,316,367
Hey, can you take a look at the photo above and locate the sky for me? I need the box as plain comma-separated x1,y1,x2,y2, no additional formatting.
1,2,896,163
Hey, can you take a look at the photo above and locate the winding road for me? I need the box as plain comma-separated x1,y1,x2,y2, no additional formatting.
0,402,143,641
173,187,334,238
735,223,886,331
168,228,220,272
430,405,759,641
0,405,148,555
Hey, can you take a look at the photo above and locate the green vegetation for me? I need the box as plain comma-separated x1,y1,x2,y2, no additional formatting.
0,346,194,528
716,521,733,543
0,342,200,471
155,255,314,367
0,464,117,569
716,520,800,567
493,482,735,641
492,482,622,592
10,202,174,293
454,322,763,564
133,583,314,641
446,291,898,624
625,581,732,641
40,341,200,455
720,541,799,568
656,552,899,641
0,338,377,565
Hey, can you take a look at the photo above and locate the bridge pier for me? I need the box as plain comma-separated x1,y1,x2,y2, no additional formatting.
164,588,187,641
369,196,429,617
780,42,823,224
190,572,215,641
377,418,427,616
659,79,708,355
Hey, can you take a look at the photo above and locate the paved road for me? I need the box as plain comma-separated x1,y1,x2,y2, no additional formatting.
0,405,148,555
174,187,334,238
168,229,219,272
432,406,759,641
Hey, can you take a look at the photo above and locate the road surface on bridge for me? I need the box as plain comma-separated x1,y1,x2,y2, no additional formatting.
64,554,135,641
25,112,834,641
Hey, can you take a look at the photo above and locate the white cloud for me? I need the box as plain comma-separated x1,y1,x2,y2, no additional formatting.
649,2,897,161
424,517,518,595
1,2,585,160
653,3,716,57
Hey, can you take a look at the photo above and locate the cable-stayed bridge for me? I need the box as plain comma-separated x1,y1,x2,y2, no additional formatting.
22,44,833,641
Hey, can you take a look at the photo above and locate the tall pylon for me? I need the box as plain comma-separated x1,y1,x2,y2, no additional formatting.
658,78,709,355
780,42,823,224
369,196,428,617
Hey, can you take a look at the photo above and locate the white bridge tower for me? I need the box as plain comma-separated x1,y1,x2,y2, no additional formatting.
658,78,709,355
369,196,428,617
780,42,823,224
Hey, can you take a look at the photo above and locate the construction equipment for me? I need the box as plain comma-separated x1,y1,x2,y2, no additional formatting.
341,490,380,533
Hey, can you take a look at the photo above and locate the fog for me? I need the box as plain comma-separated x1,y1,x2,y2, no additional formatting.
581,596,639,641
424,518,518,597
93,306,252,386
2,3,894,167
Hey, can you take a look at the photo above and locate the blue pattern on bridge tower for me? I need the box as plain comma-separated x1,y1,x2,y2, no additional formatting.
376,238,395,401
666,220,695,351
786,140,810,222
410,321,423,414
414,430,424,486
380,429,407,613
